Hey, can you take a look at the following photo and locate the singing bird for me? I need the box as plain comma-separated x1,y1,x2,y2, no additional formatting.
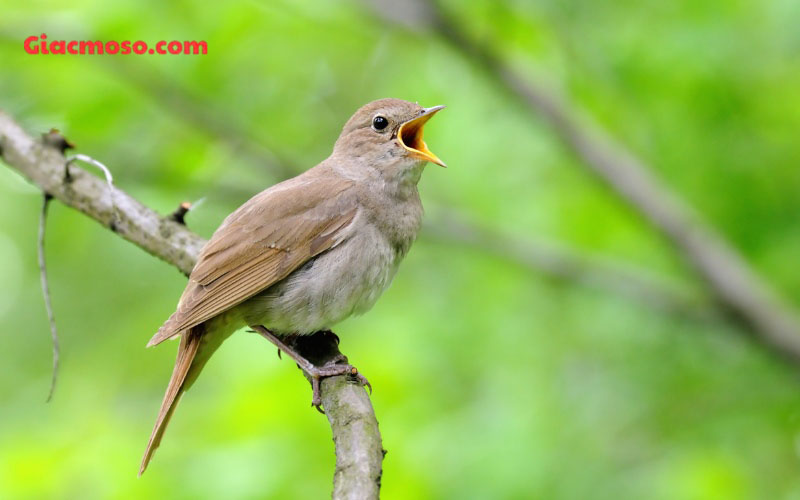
139,98,445,475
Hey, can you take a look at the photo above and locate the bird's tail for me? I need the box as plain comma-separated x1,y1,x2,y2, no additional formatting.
139,325,203,476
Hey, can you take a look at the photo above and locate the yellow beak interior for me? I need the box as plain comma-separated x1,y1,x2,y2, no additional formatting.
398,106,446,167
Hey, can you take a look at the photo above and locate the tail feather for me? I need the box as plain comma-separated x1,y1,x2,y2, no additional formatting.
139,326,202,476
139,318,237,476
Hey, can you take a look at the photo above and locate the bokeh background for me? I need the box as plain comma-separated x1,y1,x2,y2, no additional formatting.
2,0,800,498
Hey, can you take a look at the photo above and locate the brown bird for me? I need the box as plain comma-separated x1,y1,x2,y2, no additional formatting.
139,98,445,475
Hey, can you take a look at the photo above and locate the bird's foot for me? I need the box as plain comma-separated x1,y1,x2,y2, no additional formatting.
250,325,371,413
306,361,372,412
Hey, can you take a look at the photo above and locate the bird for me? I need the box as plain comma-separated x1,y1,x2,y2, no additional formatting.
139,98,445,475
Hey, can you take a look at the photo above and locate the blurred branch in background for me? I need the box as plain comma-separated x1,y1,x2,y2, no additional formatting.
365,0,800,362
425,209,716,320
0,111,382,499
106,60,299,182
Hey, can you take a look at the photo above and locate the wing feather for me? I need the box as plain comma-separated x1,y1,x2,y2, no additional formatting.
147,173,357,346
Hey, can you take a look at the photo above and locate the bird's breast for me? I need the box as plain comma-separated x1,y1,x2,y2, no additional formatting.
240,216,410,335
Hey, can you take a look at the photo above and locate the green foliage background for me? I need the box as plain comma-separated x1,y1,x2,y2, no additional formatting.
1,0,799,498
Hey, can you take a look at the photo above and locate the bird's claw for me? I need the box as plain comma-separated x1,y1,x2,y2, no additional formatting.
305,363,372,413
311,374,325,413
354,371,373,395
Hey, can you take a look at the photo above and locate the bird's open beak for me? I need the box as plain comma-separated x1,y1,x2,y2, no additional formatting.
398,105,446,167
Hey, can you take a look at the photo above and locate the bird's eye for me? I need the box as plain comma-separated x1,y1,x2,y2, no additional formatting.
372,116,389,131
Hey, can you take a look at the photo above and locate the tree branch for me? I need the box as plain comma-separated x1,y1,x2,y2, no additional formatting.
0,111,382,499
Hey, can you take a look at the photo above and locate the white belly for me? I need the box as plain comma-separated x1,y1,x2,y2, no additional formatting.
238,224,400,334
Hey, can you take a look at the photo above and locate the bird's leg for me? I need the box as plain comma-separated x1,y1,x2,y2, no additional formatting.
250,325,371,411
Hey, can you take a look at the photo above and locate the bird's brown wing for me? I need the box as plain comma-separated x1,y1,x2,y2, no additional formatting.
147,173,357,346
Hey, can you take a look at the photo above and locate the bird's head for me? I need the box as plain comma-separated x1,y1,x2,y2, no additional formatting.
333,98,445,182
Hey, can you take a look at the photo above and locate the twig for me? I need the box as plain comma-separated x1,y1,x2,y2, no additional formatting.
65,153,119,229
42,128,75,153
168,197,206,226
37,193,59,402
32,153,118,402
168,201,192,225
0,111,383,498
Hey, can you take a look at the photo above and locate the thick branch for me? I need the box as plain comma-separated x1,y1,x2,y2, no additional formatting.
286,333,384,498
0,111,382,499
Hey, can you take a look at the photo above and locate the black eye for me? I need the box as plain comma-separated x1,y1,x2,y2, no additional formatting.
372,116,389,131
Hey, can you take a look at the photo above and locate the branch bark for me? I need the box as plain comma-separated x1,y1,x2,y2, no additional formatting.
0,111,382,499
